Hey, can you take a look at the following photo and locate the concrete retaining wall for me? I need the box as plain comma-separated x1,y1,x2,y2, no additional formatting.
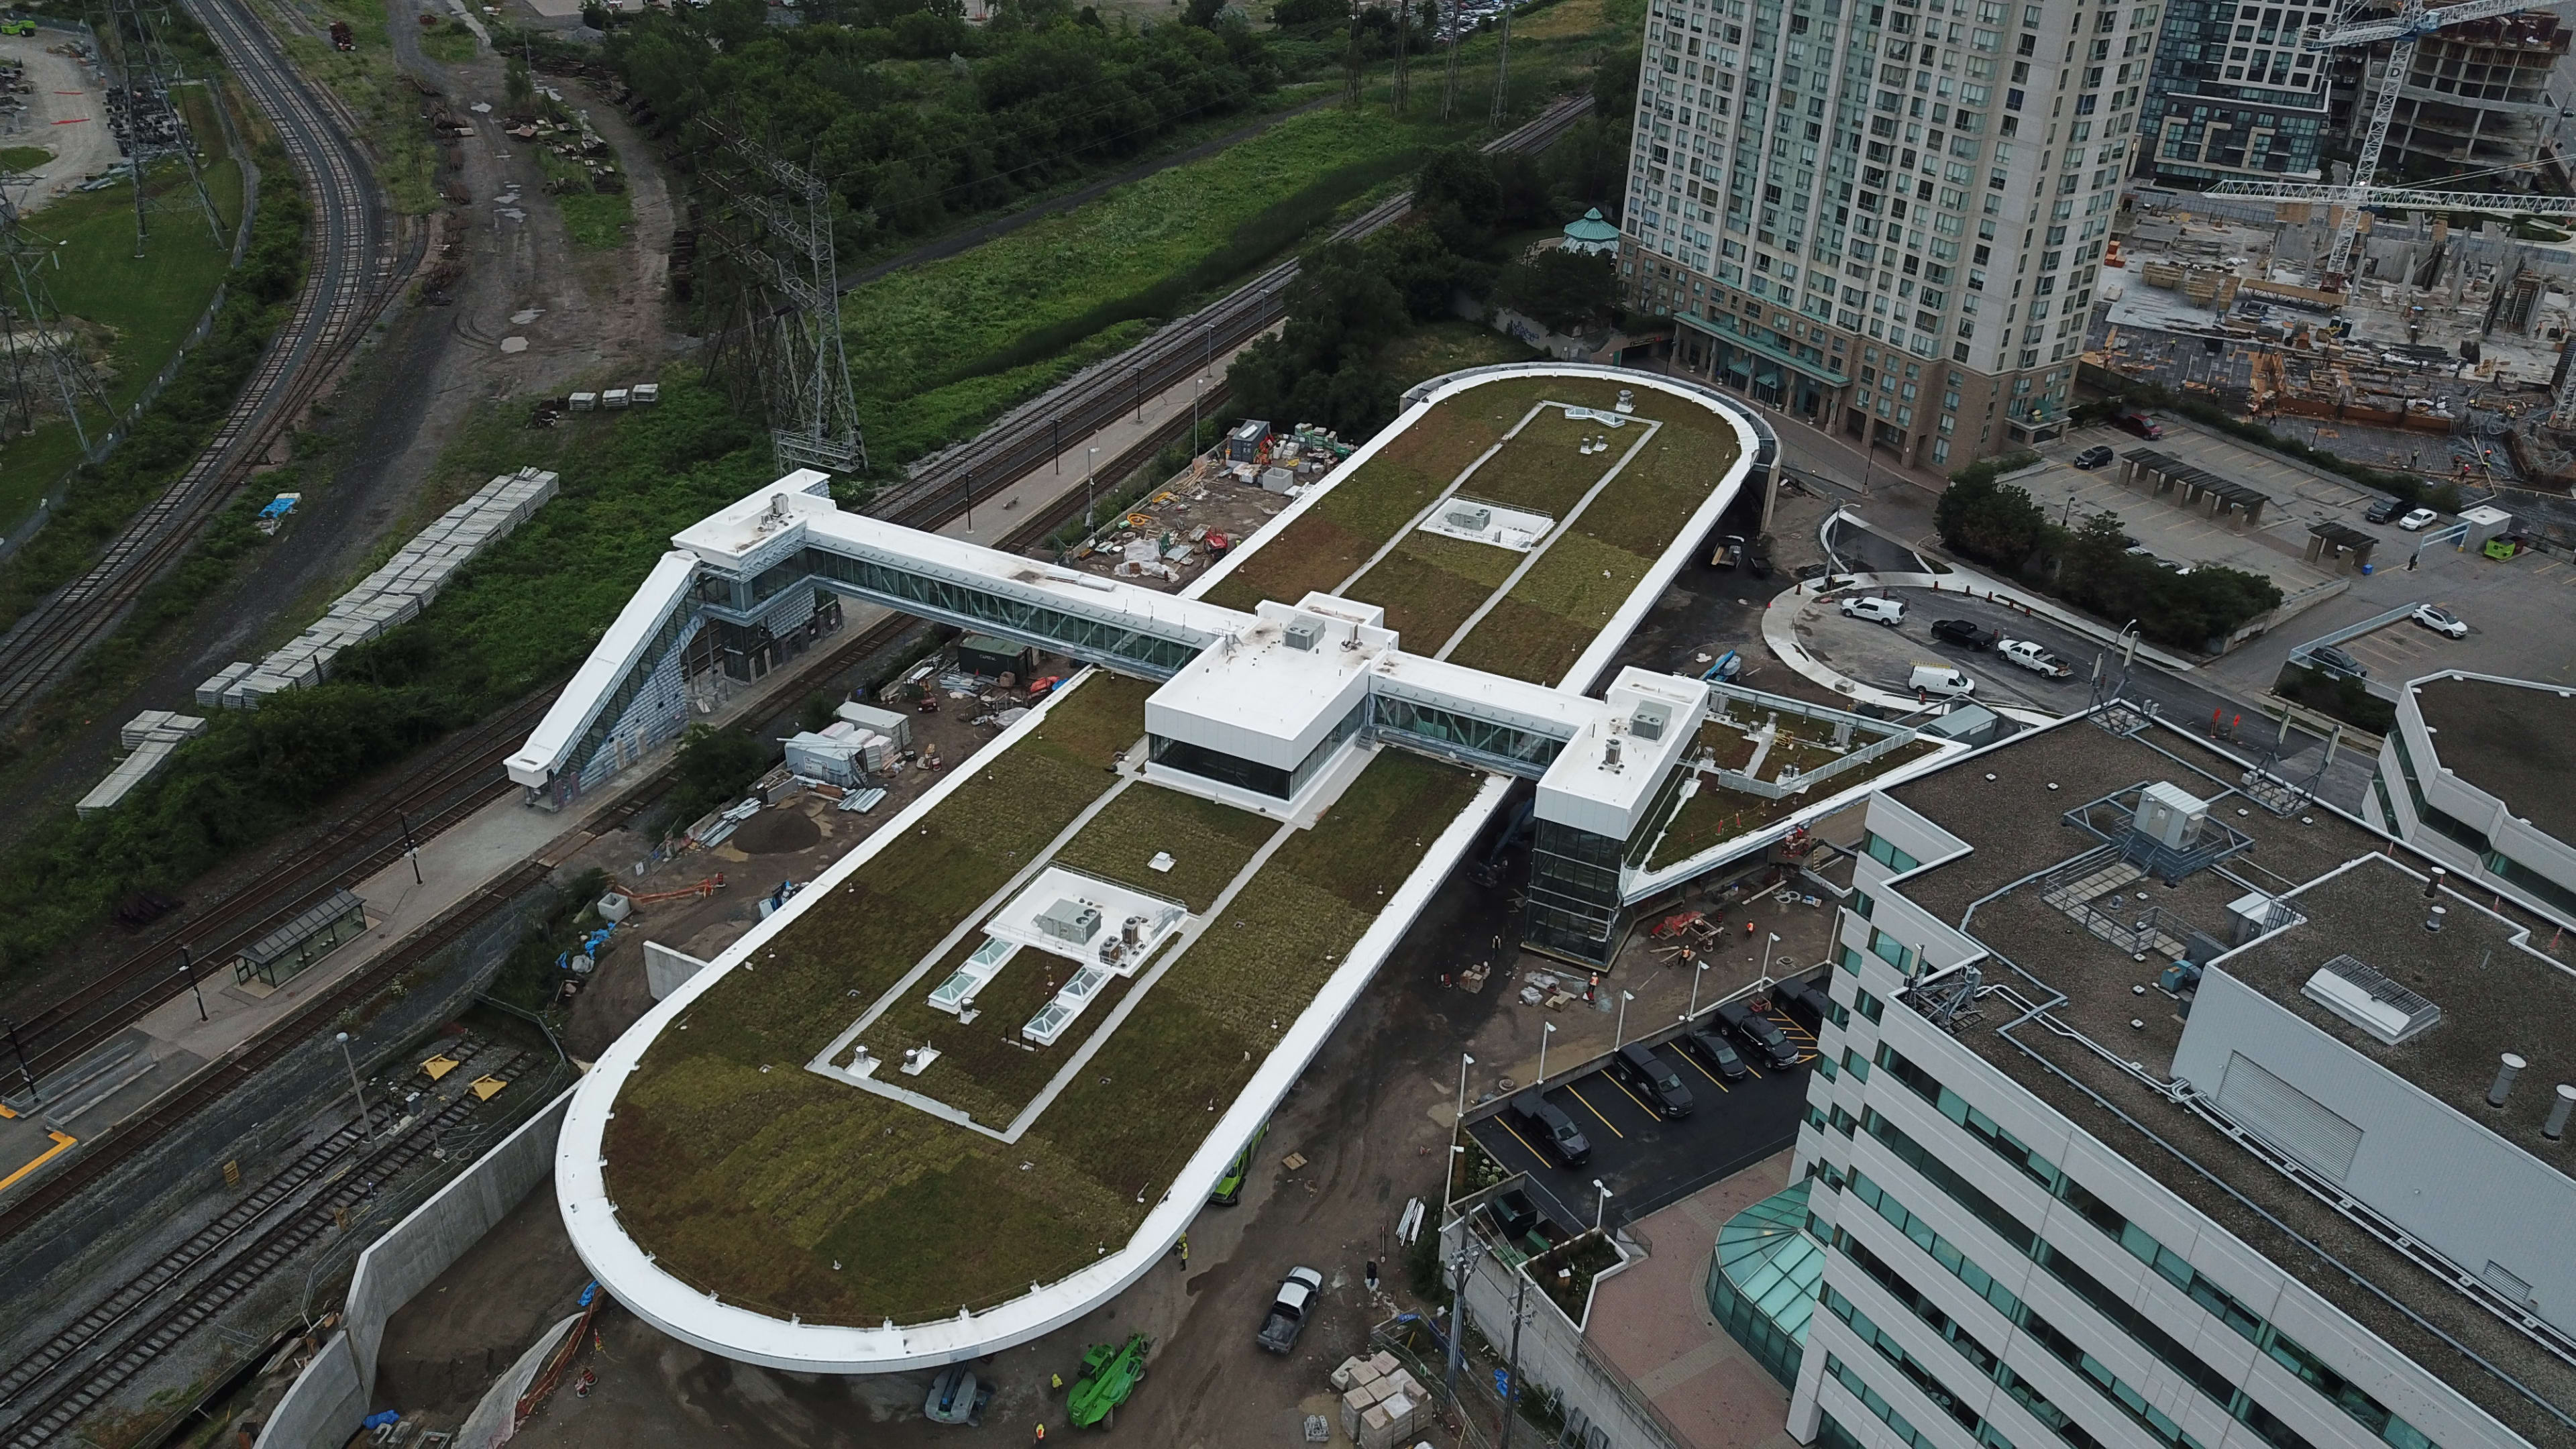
1439,1211,1680,1449
256,1087,573,1449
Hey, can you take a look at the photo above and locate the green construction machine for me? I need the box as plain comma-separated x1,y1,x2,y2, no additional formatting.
1066,1332,1150,1429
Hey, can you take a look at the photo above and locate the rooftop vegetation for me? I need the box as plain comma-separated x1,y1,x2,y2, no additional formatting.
1210,372,1741,684
603,666,1479,1324
1643,735,1945,871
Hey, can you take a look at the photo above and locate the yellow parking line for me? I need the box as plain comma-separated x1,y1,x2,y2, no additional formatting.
1605,1073,1661,1117
1678,1053,1733,1093
0,1131,76,1193
1489,1116,1552,1168
1566,1085,1626,1139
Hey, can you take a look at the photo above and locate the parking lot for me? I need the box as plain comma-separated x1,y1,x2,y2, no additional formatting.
1465,1003,1813,1233
2028,422,2354,604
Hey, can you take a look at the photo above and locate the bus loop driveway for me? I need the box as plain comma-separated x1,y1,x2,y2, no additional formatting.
1466,1008,1814,1235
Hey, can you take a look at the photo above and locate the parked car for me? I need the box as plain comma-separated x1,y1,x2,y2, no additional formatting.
1998,639,2074,678
2108,408,2163,439
1611,1042,1695,1119
1208,1121,1267,1205
1683,1025,1752,1081
1909,663,1976,698
2073,445,2116,470
1257,1267,1326,1353
1715,1001,1801,1071
2308,645,2367,678
2399,507,2440,531
1776,977,1839,1033
1509,1089,1593,1166
2364,497,2404,525
2412,604,2468,639
1931,618,2001,649
1840,595,1906,626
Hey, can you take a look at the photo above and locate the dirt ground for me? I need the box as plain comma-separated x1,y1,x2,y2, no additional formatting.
1065,459,1299,592
1,34,116,211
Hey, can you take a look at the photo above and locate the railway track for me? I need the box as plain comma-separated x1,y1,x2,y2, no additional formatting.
0,0,401,720
5,695,549,1087
0,1047,545,1447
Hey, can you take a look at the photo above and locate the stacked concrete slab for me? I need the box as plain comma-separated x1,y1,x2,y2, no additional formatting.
199,469,561,709
78,711,210,817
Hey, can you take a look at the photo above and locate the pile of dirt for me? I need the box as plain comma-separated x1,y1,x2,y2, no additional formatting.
728,808,820,857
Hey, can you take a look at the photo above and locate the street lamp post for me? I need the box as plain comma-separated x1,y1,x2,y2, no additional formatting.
1764,932,1780,975
1052,414,1062,474
1685,959,1709,1023
1613,989,1635,1050
962,469,975,535
1085,447,1099,531
335,1031,372,1138
1538,1020,1555,1084
1444,1051,1476,1214
1,1017,38,1103
1592,1179,1613,1234
398,810,423,887
1191,376,1207,453
178,945,207,1022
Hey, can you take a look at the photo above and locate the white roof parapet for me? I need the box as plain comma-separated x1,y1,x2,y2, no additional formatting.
507,550,702,787
1537,668,1711,840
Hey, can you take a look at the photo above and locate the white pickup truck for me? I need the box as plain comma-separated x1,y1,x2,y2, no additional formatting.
1997,639,2074,679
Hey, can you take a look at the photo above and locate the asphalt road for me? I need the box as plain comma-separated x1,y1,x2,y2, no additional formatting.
1799,568,2379,812
1467,1012,1811,1235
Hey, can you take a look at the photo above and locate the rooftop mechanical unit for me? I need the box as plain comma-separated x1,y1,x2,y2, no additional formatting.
2133,781,2210,849
1037,899,1104,947
2301,953,2443,1046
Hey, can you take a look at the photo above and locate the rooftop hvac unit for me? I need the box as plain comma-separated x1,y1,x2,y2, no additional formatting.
2301,953,2442,1046
1037,899,1104,946
1285,618,1321,652
1631,702,1671,740
1446,504,1493,532
2134,781,2209,849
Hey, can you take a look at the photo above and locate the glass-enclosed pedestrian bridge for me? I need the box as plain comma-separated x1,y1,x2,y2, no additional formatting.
507,473,1695,839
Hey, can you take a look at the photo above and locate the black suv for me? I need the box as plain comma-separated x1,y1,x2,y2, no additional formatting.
1683,1025,1752,1081
2364,496,2404,525
1509,1090,1593,1167
1931,618,2000,650
1715,1001,1802,1070
2309,645,2367,679
1611,1042,1694,1119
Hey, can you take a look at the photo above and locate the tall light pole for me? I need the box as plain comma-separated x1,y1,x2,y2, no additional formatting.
398,810,423,887
1537,1021,1555,1084
2,1017,38,1103
1685,959,1709,1023
1613,989,1635,1050
1764,932,1780,976
178,945,207,1022
1191,375,1207,453
335,1031,372,1138
1085,446,1099,533
1444,1051,1475,1214
1592,1179,1612,1234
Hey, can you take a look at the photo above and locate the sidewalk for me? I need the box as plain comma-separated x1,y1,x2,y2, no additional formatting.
1585,1150,1801,1449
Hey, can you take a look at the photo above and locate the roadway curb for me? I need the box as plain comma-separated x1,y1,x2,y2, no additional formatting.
1826,509,2202,671
1758,582,2055,726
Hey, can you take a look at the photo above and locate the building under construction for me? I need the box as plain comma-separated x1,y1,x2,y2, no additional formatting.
2338,10,2576,194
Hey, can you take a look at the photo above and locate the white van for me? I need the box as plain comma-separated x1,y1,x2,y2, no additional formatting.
1839,595,1906,625
1908,664,1975,698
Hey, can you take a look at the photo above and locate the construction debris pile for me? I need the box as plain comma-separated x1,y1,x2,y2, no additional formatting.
197,469,560,708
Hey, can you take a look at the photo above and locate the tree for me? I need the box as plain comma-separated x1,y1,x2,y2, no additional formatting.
1495,248,1614,331
1415,146,1503,254
1366,220,1483,322
1227,239,1407,436
1933,467,2047,569
505,54,535,113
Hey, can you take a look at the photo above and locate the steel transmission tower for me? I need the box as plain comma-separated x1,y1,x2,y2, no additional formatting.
1393,0,1411,113
699,125,867,478
0,189,115,451
1441,0,1463,118
103,0,226,256
1488,5,1511,129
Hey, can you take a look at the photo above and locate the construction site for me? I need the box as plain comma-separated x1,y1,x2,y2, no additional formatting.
2090,189,2576,516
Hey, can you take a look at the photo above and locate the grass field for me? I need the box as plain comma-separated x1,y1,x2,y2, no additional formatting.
268,0,441,213
0,116,244,529
0,146,50,173
846,101,1476,466
418,18,478,64
555,191,632,250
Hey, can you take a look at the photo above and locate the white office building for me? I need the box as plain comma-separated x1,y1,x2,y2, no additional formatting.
1619,0,2148,464
2361,669,2576,933
1706,708,2576,1449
